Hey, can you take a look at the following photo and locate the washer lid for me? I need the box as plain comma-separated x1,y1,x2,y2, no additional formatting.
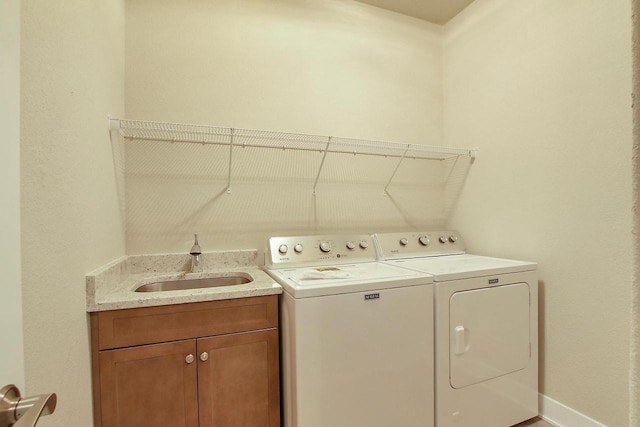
265,261,432,298
386,254,536,281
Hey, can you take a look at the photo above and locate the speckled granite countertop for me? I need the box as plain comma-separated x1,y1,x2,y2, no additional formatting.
86,250,281,312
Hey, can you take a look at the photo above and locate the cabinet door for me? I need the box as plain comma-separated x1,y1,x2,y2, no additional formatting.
99,340,198,427
197,329,280,427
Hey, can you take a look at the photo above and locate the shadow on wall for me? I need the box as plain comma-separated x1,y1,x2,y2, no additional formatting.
110,130,126,230
537,279,546,393
112,134,474,254
442,154,474,219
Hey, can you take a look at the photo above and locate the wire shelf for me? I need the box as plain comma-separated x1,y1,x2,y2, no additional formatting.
109,117,477,194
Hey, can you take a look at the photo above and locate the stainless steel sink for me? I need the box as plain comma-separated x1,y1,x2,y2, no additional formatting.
135,274,253,292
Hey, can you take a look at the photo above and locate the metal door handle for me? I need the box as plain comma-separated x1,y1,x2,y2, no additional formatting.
0,384,57,427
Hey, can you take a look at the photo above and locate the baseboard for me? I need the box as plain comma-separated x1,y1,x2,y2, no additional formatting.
539,394,607,427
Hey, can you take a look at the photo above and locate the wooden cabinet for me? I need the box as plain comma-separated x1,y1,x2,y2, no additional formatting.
90,296,280,427
98,340,199,427
198,330,279,427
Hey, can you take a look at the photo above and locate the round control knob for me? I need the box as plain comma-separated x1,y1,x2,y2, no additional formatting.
319,241,331,253
448,235,458,243
346,241,356,250
439,236,447,244
418,236,430,246
359,240,369,249
278,244,288,254
294,243,303,253
399,238,409,246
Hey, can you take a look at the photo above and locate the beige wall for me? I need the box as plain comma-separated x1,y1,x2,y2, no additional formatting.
17,0,636,426
20,1,126,426
124,0,452,255
444,1,632,426
0,0,24,390
631,0,640,423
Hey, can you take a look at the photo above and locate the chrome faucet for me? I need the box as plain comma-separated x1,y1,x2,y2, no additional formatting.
189,234,203,273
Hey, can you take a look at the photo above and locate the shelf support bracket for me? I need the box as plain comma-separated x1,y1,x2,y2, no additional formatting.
108,116,121,132
227,128,234,194
313,137,332,196
383,144,410,196
469,149,478,164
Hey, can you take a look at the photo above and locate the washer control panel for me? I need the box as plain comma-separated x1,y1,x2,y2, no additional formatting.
373,230,466,260
266,234,375,267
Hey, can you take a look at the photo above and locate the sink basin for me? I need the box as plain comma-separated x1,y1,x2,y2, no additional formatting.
135,273,253,293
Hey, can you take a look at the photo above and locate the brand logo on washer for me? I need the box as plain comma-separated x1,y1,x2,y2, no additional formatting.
365,293,380,301
489,278,499,284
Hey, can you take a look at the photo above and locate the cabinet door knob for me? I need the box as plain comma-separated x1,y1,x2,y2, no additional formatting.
200,352,209,362
185,354,195,364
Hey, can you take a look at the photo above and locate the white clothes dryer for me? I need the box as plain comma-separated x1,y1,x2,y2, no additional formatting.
264,234,435,427
374,231,538,427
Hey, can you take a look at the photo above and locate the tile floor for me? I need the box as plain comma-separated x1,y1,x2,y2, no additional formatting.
515,417,555,427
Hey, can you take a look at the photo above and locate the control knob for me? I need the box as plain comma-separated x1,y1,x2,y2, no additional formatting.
346,241,356,250
319,241,331,253
359,240,369,249
399,238,409,246
278,244,288,254
448,236,458,243
418,236,430,246
294,243,303,253
439,236,447,244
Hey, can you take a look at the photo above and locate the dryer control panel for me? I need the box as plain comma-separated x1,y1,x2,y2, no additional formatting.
266,234,375,268
373,230,466,260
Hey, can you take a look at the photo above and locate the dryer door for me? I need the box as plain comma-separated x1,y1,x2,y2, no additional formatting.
449,283,530,389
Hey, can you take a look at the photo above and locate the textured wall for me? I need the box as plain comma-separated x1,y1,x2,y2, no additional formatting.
631,0,640,424
0,0,24,390
444,1,632,426
124,0,455,255
17,1,636,426
20,1,126,426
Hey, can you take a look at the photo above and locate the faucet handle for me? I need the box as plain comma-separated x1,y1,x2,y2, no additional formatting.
190,234,202,255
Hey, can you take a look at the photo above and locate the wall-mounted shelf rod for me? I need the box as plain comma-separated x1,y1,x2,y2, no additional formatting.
112,134,469,161
108,117,478,194
109,118,476,160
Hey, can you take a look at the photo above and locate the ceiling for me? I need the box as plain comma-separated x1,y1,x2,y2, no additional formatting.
354,0,475,25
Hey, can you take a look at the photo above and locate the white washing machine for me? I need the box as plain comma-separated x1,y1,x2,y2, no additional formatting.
374,231,538,427
264,234,434,427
